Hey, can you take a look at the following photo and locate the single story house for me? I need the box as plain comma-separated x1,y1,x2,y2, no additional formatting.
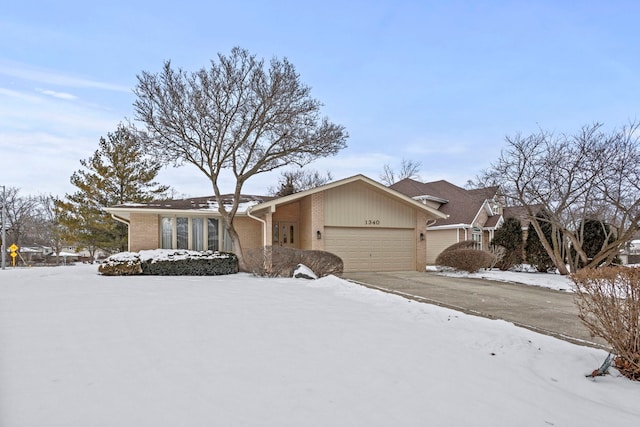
104,175,448,272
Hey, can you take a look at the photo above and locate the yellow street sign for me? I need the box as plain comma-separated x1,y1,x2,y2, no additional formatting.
10,252,17,258
9,243,18,252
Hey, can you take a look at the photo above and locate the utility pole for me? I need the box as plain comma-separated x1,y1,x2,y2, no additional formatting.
1,185,6,270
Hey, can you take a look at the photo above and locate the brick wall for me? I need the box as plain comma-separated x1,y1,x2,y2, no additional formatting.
129,213,159,252
234,217,263,250
310,192,324,251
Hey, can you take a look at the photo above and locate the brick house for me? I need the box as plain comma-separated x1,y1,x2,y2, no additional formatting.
104,175,447,272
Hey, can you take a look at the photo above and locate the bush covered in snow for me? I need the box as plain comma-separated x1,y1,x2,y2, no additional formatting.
99,249,238,276
245,246,343,278
98,256,143,276
435,241,495,273
572,266,640,380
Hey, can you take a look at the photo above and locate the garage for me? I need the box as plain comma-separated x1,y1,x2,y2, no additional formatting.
324,227,415,272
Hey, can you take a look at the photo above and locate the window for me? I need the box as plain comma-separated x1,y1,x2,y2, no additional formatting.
192,218,204,251
161,217,173,249
472,231,482,250
160,216,225,251
207,218,219,251
176,217,188,249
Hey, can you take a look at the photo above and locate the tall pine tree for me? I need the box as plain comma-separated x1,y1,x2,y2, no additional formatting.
55,123,169,258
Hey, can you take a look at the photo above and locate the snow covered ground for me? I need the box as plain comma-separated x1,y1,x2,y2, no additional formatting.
1,264,639,427
432,267,574,291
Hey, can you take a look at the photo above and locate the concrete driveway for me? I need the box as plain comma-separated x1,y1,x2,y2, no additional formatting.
343,271,608,348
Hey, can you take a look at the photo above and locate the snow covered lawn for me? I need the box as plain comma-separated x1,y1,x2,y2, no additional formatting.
1,265,639,426
434,267,574,291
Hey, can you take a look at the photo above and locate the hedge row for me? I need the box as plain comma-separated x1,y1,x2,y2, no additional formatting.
99,250,238,276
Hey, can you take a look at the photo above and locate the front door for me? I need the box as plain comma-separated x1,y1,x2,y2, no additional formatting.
273,222,298,247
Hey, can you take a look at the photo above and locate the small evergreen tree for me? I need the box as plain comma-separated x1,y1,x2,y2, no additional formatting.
525,211,556,272
571,219,617,269
55,123,170,257
491,217,523,270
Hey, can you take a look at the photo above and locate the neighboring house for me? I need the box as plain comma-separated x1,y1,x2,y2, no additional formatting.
390,178,505,265
104,175,447,272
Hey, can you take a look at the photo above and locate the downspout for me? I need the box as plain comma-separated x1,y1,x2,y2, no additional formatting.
247,205,269,274
246,205,266,247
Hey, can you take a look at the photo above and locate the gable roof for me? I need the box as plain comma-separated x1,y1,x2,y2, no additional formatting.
250,174,447,220
390,178,499,226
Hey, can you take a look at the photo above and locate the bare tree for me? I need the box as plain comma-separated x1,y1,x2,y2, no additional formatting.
32,195,66,261
2,187,39,247
268,169,333,196
134,47,348,270
379,158,421,185
487,123,640,274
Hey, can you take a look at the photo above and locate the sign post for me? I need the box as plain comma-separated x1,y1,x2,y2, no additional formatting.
9,243,18,267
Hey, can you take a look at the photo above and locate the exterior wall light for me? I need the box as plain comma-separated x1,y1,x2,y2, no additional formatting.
317,230,322,240
420,232,425,241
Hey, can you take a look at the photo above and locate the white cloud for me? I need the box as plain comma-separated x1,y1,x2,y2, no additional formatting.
37,88,78,100
0,60,130,92
0,87,43,103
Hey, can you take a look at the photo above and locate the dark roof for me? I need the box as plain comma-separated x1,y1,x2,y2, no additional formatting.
484,215,502,228
390,178,499,226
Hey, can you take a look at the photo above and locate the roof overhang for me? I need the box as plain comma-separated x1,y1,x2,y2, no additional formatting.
103,206,252,223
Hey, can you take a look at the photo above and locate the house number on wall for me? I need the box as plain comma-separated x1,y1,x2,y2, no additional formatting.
365,219,380,225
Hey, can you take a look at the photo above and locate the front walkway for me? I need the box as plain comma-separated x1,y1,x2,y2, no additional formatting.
343,271,607,348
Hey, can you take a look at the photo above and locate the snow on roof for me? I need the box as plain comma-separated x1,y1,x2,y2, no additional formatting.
113,194,272,213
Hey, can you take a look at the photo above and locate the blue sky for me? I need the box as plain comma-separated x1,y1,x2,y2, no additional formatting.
2,0,639,197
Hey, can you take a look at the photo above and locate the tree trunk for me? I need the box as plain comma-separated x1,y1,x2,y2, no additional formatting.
531,219,570,275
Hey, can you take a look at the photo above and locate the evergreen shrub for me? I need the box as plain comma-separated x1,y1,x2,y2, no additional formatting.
99,250,238,276
140,252,238,275
491,217,524,270
525,211,556,272
98,258,143,276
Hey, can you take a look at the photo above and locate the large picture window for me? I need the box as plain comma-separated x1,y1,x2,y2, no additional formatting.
208,218,219,251
176,217,188,249
192,218,204,251
160,216,226,251
161,217,173,249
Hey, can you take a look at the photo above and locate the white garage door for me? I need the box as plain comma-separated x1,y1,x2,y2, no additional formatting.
324,227,415,272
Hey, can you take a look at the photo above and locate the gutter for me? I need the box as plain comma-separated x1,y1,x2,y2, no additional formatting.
109,213,130,225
